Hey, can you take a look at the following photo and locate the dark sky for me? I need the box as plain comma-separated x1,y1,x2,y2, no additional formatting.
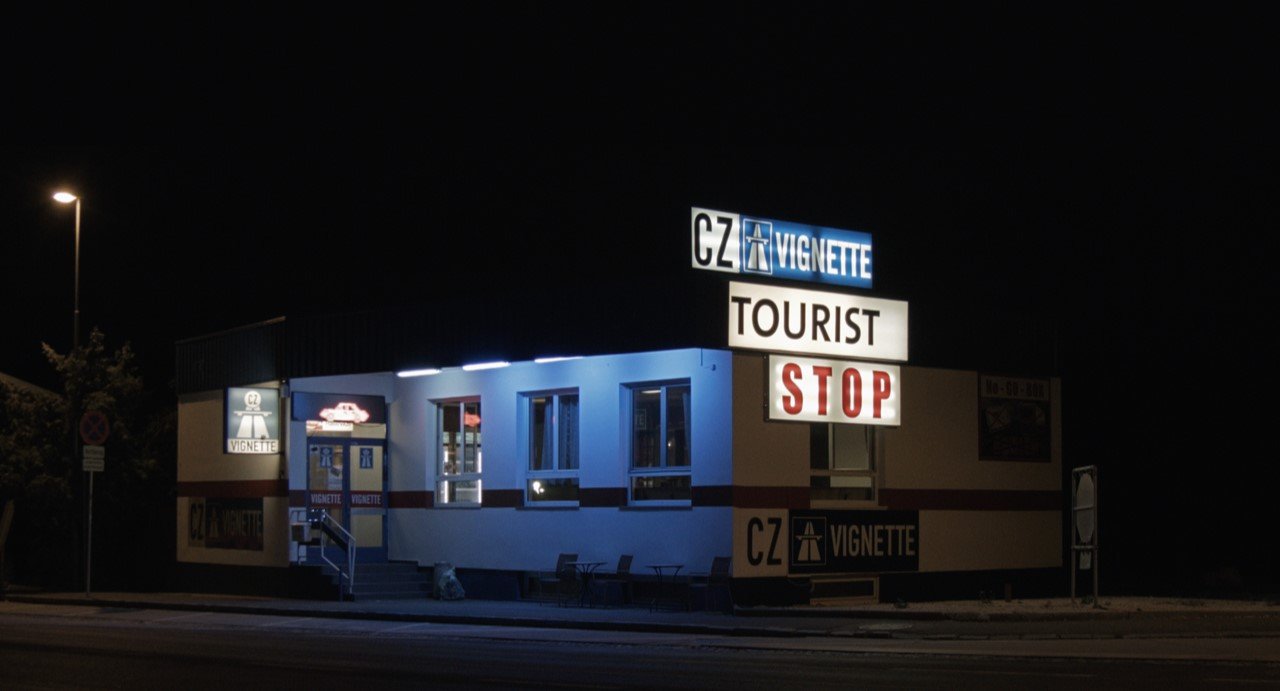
3,5,1275,590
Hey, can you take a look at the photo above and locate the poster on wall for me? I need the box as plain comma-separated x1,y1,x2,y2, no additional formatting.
188,498,264,550
978,375,1052,462
789,510,919,574
225,387,281,454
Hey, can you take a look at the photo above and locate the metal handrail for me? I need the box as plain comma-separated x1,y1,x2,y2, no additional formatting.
317,512,357,600
294,507,357,600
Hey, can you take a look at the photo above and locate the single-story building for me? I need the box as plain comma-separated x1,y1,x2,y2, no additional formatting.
176,313,1062,604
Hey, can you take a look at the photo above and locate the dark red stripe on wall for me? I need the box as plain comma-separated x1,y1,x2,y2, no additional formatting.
483,489,524,508
692,486,810,508
388,491,433,509
880,489,1062,511
580,488,627,507
177,479,288,498
289,490,306,507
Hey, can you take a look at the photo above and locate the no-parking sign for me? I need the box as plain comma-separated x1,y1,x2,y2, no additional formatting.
79,410,110,446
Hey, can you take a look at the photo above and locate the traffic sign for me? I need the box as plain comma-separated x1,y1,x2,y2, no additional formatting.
79,410,110,446
82,445,105,472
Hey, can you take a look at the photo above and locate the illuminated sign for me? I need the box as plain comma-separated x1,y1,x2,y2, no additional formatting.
767,354,901,426
691,207,873,288
319,402,371,423
292,392,387,423
225,387,281,454
729,281,908,361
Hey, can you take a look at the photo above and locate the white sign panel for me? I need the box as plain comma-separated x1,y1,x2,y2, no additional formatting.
729,281,908,362
82,444,106,472
226,387,281,454
768,354,902,426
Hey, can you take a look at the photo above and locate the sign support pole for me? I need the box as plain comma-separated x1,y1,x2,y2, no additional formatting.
78,410,109,599
85,470,94,597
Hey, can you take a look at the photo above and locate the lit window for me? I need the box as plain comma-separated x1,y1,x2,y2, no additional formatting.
810,424,876,502
525,391,579,504
628,382,691,502
438,400,481,505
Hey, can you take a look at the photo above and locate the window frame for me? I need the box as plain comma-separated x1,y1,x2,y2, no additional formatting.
809,423,880,507
522,389,581,507
626,380,693,505
436,397,483,507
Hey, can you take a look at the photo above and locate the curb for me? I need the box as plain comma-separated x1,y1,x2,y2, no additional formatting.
11,594,1280,640
7,594,813,639
735,605,1280,623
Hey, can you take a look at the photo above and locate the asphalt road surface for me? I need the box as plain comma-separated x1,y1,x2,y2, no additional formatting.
2,604,1278,689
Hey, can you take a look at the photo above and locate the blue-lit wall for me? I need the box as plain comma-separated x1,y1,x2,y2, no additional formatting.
351,348,736,572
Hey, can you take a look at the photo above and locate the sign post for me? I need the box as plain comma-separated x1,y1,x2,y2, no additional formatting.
79,410,109,597
1070,465,1099,607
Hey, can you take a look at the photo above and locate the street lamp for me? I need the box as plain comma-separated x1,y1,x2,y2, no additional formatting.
54,190,91,596
52,191,81,350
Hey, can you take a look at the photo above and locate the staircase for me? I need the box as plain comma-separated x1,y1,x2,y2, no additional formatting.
316,561,433,600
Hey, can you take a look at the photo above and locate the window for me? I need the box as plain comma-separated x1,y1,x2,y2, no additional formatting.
438,400,481,505
526,391,580,504
629,382,691,502
810,424,876,502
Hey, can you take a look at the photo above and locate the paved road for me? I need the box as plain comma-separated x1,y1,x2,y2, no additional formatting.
2,603,1279,689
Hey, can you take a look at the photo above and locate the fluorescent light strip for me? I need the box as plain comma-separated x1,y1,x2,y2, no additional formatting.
396,368,442,378
461,361,510,372
534,356,583,364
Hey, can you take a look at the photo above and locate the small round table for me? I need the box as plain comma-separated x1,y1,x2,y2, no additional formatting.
566,561,606,607
645,563,684,611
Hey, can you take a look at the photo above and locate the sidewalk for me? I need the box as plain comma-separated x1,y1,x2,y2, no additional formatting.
8,589,1280,641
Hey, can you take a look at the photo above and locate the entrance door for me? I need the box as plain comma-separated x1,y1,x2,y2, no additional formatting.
307,439,387,563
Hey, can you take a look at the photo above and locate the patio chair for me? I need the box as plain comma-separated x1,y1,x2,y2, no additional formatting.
534,552,578,604
592,554,634,606
687,556,732,612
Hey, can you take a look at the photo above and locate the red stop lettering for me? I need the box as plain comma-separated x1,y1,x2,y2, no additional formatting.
812,366,833,415
873,370,891,418
782,363,803,414
842,367,863,417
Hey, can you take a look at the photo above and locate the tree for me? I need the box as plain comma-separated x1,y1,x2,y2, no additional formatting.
0,329,174,589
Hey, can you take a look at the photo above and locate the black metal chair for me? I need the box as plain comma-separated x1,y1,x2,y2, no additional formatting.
534,552,578,604
593,554,634,606
688,556,732,612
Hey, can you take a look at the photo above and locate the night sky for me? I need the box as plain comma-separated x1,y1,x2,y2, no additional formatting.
3,5,1275,592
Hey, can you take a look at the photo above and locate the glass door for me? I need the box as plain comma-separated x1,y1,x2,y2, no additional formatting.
307,439,387,563
349,443,386,562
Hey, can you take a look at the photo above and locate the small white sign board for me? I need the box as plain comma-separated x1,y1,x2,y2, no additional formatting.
82,445,105,472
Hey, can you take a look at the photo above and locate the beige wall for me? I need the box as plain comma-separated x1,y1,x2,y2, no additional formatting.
883,368,1061,492
731,353,808,488
177,386,288,566
731,354,1063,575
919,510,1062,571
178,388,286,483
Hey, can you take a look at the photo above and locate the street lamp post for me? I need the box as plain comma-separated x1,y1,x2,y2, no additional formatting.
54,191,91,596
53,192,81,350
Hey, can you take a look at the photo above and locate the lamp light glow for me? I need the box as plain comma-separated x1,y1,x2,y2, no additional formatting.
534,356,583,364
53,192,78,203
397,368,442,378
461,361,510,371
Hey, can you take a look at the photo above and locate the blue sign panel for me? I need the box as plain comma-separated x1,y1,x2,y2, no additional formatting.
359,447,374,469
691,207,873,289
